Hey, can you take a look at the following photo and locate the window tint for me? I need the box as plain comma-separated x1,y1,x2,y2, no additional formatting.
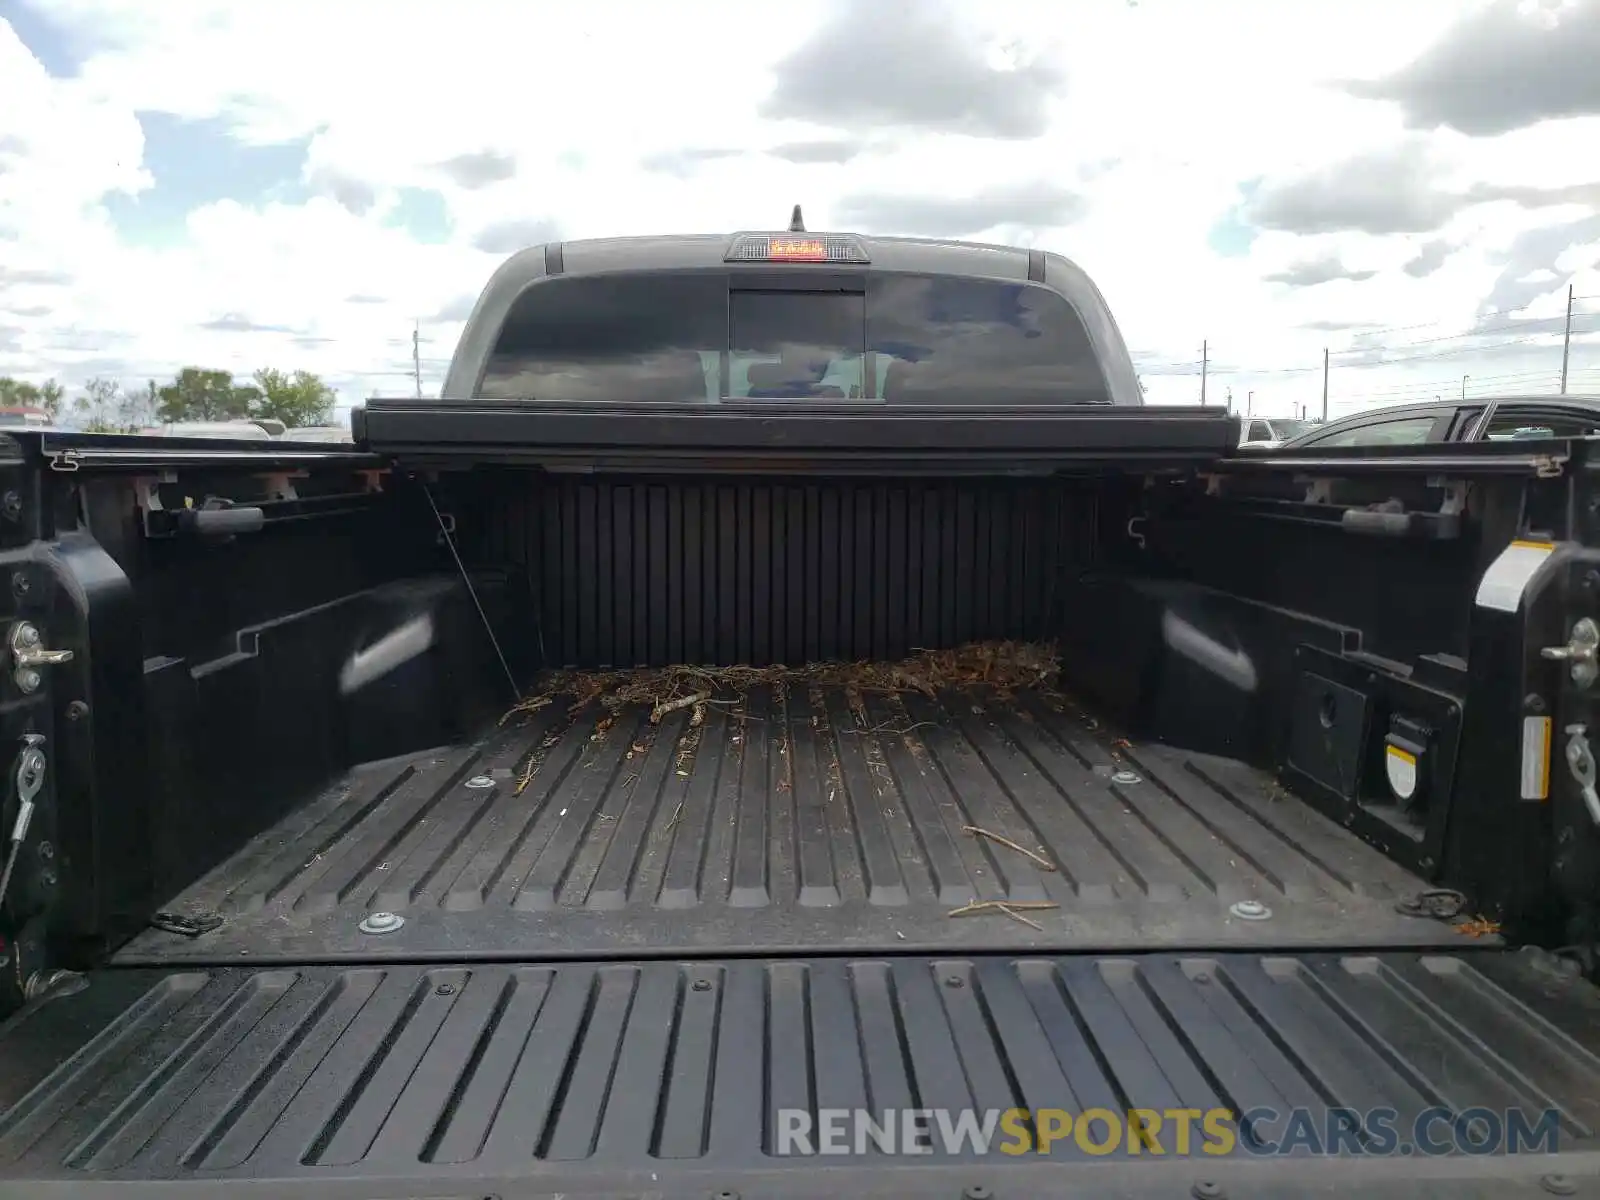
478,270,1109,403
481,273,725,402
867,274,1107,404
1481,410,1600,440
1309,416,1438,447
729,290,866,399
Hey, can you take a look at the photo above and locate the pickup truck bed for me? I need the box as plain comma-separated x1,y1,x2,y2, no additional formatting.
7,409,1600,1193
120,683,1442,965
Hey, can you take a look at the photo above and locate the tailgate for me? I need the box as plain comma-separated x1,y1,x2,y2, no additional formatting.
3,952,1600,1198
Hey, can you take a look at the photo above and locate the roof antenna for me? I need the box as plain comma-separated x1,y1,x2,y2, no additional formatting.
788,204,806,233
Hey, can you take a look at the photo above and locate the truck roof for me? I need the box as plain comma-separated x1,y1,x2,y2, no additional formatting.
440,228,1143,406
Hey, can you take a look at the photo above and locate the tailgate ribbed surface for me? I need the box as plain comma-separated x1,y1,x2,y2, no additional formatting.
118,686,1442,964
4,952,1599,1183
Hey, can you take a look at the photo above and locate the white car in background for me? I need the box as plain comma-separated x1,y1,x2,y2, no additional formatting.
136,419,353,443
1238,416,1316,448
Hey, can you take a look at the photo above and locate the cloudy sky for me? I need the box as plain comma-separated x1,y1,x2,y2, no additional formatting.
2,0,1599,423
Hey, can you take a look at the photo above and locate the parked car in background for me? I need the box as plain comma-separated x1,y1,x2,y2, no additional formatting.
137,419,278,440
0,406,55,429
277,423,354,443
1237,415,1315,448
134,419,352,441
1278,393,1600,449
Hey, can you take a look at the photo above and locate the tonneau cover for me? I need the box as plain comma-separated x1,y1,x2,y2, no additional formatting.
353,399,1238,471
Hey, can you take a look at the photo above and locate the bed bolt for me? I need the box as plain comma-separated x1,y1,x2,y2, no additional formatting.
435,983,456,996
1229,899,1272,921
1192,1183,1226,1200
1540,1175,1576,1196
1,491,20,522
465,775,494,789
963,1188,993,1200
1111,770,1141,785
711,1191,740,1200
358,911,405,934
693,979,712,991
10,571,28,599
66,701,88,721
944,974,964,988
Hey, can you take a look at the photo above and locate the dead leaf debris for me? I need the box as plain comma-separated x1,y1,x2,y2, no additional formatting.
503,640,1063,726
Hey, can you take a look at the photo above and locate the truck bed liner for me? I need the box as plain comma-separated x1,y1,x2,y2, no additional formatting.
4,950,1599,1188
119,686,1461,965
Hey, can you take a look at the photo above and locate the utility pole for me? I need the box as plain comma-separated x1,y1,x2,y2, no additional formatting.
1200,340,1208,406
1561,283,1575,394
412,321,423,399
1462,374,1469,400
1321,347,1329,422
1247,390,1254,415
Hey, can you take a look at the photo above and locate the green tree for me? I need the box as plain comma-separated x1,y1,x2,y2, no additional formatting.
75,377,121,432
0,376,65,418
251,368,335,427
118,380,158,432
38,380,64,421
0,378,35,407
155,368,261,423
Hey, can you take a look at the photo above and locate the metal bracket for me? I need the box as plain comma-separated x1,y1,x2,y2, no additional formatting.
1437,481,1469,517
9,623,73,694
259,472,301,502
1302,478,1334,505
1541,617,1600,690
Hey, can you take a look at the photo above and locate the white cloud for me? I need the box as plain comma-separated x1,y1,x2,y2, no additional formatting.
2,0,1599,420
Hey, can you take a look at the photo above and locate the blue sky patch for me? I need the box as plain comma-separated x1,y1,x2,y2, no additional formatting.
383,188,452,243
1206,190,1261,258
102,113,310,246
6,2,86,77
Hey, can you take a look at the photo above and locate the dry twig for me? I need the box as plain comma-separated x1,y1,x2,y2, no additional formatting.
652,691,710,723
507,641,1061,722
947,899,1060,930
962,825,1057,872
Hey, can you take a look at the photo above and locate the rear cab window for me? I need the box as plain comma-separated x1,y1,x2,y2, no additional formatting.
479,270,1111,404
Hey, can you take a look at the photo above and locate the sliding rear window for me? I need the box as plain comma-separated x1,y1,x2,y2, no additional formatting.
479,270,1109,403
